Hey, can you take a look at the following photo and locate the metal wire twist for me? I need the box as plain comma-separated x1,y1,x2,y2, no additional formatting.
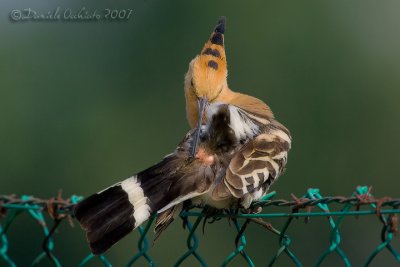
1,186,399,266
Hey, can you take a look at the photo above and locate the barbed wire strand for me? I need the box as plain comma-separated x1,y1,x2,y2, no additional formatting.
0,186,399,266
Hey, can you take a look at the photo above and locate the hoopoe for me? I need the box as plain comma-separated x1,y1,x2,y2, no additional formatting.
74,17,291,255
183,16,291,210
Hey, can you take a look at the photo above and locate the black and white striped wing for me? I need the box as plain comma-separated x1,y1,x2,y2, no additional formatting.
220,127,291,201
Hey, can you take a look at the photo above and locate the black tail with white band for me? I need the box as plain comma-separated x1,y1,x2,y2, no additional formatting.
74,145,214,255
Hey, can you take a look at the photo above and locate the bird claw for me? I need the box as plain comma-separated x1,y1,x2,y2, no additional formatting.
241,206,263,214
201,206,224,234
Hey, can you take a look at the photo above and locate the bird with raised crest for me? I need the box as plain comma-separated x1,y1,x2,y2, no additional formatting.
74,17,291,255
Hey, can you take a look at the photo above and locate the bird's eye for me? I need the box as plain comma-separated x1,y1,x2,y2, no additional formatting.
190,79,194,87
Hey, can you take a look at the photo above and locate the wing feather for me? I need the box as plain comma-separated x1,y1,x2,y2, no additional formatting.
217,125,291,200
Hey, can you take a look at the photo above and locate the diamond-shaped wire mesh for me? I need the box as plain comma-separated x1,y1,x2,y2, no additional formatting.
1,186,399,266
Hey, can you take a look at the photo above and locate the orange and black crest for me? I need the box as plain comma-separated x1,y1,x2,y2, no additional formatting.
199,17,227,72
185,17,230,127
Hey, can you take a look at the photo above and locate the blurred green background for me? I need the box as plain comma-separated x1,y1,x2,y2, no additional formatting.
1,0,400,266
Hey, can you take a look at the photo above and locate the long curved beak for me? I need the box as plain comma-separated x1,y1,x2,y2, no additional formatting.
191,96,208,158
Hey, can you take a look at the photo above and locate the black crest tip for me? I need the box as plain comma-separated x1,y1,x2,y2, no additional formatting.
214,16,226,34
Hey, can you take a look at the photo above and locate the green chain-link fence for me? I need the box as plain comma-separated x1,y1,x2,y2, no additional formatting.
1,186,399,266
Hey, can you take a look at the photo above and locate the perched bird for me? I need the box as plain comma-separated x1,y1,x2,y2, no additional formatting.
74,17,291,255
180,16,291,211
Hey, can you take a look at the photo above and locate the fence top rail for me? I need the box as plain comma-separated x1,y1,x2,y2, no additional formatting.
1,186,399,267
1,187,399,219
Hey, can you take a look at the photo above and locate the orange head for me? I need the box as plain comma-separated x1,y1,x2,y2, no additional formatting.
185,17,228,102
